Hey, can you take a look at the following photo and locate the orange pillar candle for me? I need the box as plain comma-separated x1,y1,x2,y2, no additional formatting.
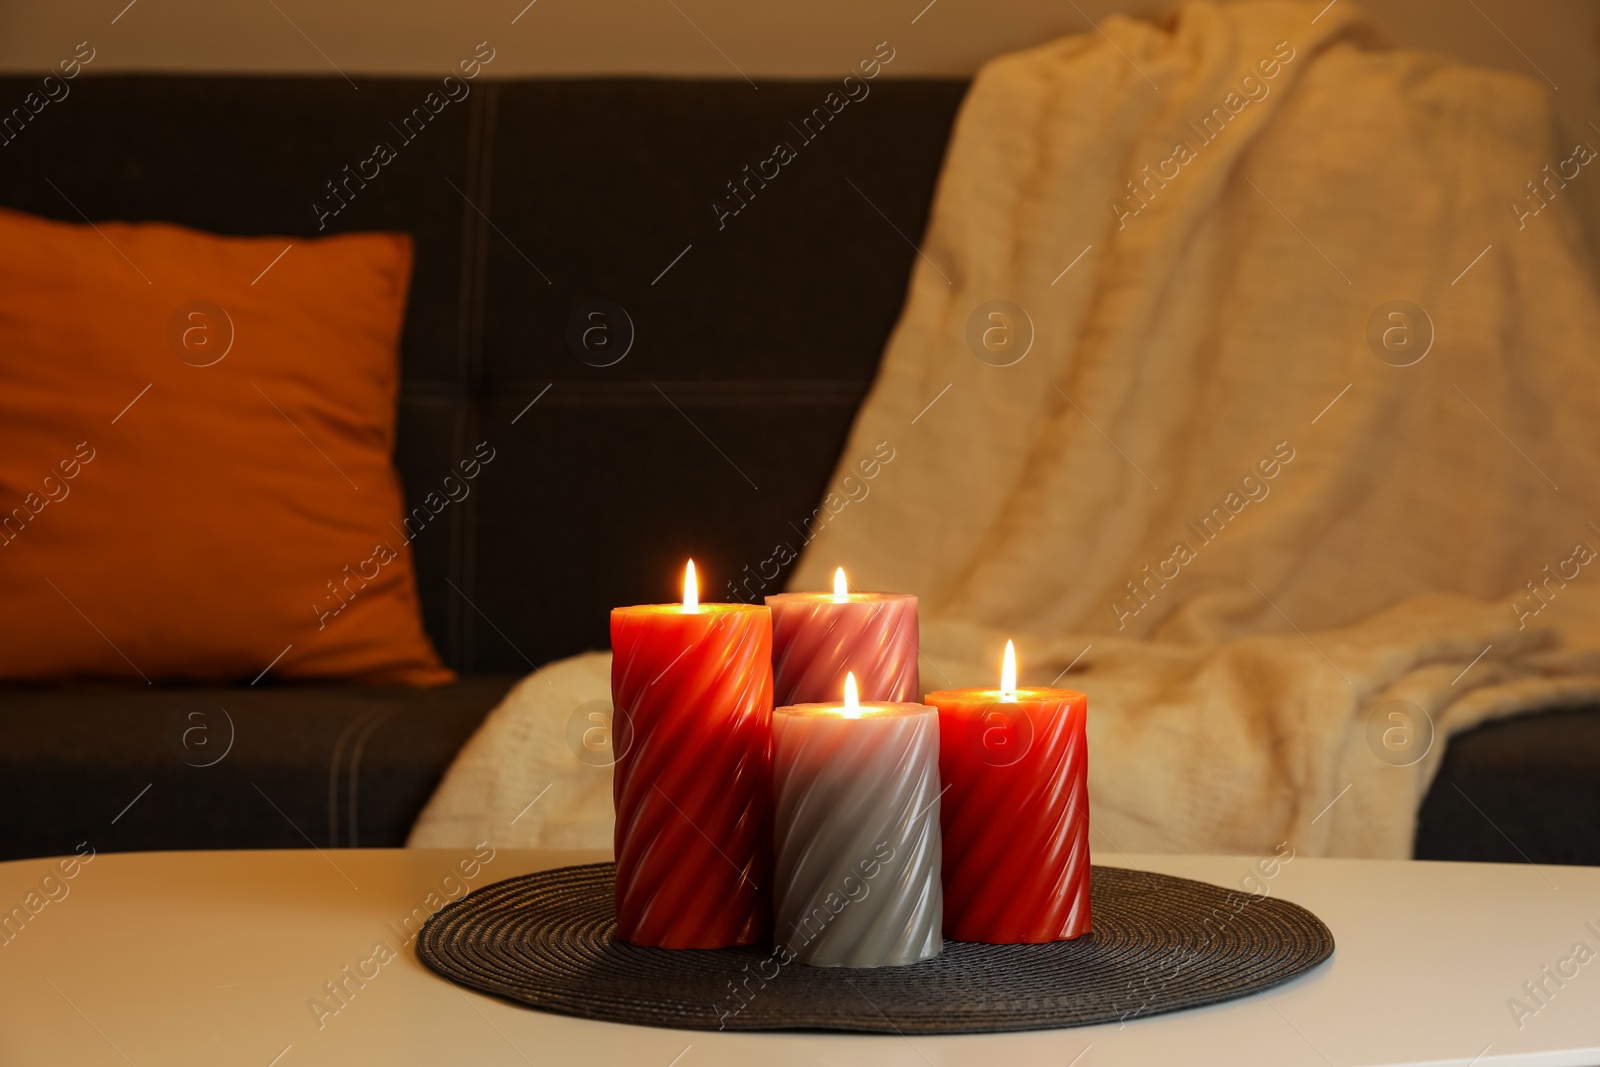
610,560,774,948
766,567,918,706
925,640,1091,943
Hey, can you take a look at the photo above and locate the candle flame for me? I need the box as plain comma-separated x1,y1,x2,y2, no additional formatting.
682,559,699,613
1000,639,1017,702
842,671,860,718
833,567,849,602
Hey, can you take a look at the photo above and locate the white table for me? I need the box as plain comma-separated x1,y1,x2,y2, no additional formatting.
1,848,1596,1066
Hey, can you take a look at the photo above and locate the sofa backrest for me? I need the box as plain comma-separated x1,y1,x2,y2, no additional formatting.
0,74,966,671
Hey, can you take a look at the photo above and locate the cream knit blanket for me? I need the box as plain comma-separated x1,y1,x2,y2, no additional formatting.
412,1,1600,859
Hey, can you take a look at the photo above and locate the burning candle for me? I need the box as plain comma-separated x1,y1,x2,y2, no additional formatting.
771,673,943,967
766,567,918,706
610,560,774,948
926,641,1091,943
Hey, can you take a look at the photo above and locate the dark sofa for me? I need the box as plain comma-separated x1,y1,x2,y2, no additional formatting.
0,75,1595,866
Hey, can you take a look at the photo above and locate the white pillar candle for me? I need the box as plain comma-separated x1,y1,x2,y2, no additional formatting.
771,674,943,967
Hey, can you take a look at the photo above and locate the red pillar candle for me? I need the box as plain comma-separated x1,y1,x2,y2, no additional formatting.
610,560,774,948
925,641,1091,943
766,567,918,706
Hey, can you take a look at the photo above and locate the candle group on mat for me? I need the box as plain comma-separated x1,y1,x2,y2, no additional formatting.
609,564,1091,964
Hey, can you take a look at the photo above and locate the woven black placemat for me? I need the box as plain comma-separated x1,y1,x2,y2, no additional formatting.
416,862,1333,1033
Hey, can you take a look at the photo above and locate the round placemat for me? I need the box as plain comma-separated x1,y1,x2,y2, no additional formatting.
416,862,1333,1033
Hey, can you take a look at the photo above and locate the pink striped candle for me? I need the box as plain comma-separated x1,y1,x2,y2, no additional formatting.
766,568,918,707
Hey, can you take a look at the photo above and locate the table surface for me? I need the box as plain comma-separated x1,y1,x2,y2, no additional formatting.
1,847,1597,1067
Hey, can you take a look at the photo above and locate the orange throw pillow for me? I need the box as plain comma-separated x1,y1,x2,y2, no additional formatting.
0,207,452,686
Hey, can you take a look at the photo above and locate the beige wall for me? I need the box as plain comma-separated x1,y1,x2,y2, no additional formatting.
0,0,1592,88
3,0,1595,232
